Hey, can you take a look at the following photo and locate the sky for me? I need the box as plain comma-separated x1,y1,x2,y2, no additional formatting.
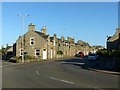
1,2,118,48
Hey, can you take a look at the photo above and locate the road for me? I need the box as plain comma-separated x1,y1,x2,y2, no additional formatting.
2,57,119,89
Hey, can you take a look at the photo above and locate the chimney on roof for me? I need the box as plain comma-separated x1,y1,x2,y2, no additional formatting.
116,28,120,34
67,36,71,42
41,26,46,35
61,36,65,41
28,23,35,31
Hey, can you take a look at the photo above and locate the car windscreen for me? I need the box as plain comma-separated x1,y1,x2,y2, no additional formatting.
89,54,96,56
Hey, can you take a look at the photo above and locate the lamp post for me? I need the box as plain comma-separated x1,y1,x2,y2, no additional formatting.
17,14,29,63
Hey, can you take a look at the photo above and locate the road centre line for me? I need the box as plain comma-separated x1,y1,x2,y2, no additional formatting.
36,70,40,75
49,77,75,84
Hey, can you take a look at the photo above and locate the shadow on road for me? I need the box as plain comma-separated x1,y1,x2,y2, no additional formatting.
56,56,120,73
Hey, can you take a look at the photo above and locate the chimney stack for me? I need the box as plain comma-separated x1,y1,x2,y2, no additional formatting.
28,23,35,31
41,26,46,35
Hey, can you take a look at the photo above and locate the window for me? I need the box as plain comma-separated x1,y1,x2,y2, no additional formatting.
65,42,68,46
35,50,40,56
24,51,28,55
58,43,60,46
20,49,23,56
43,49,46,51
20,49,28,56
30,37,35,45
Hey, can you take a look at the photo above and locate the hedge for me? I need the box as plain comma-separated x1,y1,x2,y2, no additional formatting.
96,49,120,57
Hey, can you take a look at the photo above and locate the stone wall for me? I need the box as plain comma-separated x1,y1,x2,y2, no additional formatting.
96,57,120,71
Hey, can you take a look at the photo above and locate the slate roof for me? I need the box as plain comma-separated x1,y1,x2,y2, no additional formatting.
6,46,13,51
107,30,120,42
35,31,49,39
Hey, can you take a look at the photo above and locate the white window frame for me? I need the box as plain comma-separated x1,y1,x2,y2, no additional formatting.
35,49,40,56
19,48,23,56
65,42,68,46
54,41,55,46
30,37,35,45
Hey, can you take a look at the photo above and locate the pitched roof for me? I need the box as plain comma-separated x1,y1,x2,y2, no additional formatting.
6,46,13,51
35,31,49,40
107,31,120,42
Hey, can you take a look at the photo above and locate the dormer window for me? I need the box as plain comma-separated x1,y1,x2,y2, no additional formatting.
30,37,35,45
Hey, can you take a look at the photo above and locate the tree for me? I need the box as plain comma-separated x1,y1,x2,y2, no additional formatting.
57,50,63,55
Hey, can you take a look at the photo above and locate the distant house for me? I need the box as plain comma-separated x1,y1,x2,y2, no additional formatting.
6,46,13,52
107,28,120,51
2,45,13,59
75,40,93,55
92,45,105,52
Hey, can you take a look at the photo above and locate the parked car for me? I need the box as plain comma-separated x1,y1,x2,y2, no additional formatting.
88,53,99,60
75,52,84,57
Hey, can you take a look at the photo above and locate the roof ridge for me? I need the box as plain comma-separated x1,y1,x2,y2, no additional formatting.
35,31,49,39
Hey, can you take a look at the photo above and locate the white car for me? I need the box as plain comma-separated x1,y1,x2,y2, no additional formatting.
88,53,99,60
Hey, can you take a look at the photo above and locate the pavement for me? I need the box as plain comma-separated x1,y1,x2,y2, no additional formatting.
88,68,120,75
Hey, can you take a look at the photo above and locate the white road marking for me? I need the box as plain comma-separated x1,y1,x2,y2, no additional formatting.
94,87,105,90
61,62,85,65
49,77,75,84
1,65,15,67
0,65,10,67
36,70,40,75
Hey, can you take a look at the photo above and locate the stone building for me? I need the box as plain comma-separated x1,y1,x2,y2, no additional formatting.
6,46,13,52
107,28,120,51
14,23,94,60
15,23,50,59
75,40,92,55
92,45,105,53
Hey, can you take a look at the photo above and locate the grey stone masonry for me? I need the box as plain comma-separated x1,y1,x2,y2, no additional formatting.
14,23,100,60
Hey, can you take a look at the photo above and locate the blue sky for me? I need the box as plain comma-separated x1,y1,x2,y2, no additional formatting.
2,2,118,47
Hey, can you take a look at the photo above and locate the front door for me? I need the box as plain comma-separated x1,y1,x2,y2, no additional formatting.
43,49,47,59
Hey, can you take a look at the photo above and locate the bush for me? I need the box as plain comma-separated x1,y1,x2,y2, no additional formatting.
24,55,33,60
9,56,20,63
96,49,110,56
12,56,20,60
96,49,120,57
110,50,120,57
19,55,33,60
57,50,63,55
13,55,33,60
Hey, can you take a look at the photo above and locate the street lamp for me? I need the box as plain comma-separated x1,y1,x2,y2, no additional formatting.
17,14,29,63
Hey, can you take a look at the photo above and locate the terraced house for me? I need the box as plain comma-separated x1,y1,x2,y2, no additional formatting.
13,23,94,60
107,28,120,51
